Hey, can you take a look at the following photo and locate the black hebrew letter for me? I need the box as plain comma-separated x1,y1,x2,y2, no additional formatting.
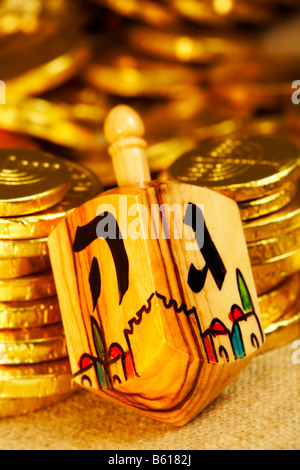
89,257,101,311
72,212,129,306
184,202,227,293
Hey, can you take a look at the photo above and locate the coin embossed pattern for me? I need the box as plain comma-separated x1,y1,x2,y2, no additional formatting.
0,149,70,217
167,136,300,201
0,160,103,239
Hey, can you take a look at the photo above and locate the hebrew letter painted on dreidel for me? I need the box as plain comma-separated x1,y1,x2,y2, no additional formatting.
48,105,265,426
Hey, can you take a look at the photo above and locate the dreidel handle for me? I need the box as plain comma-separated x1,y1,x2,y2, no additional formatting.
104,105,151,187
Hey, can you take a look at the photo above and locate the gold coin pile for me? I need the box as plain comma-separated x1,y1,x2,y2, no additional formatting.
80,3,255,185
79,0,300,187
0,0,299,410
165,134,300,352
0,148,103,417
1,0,299,189
1,0,90,96
0,0,109,169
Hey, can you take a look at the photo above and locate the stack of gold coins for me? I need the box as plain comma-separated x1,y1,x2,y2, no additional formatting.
164,134,300,352
244,184,300,353
0,147,103,417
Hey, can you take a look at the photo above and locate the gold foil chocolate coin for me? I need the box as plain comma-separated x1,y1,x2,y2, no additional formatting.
0,270,56,302
167,136,300,201
0,237,48,258
127,25,253,65
261,298,300,353
0,149,69,216
0,160,103,239
239,183,297,221
171,0,274,26
259,273,299,328
212,81,292,115
0,0,74,38
0,296,61,329
95,0,177,27
5,41,91,96
252,248,300,296
243,181,300,243
0,392,74,418
0,255,51,280
0,95,104,152
0,358,75,398
0,322,67,365
248,226,300,265
84,47,201,98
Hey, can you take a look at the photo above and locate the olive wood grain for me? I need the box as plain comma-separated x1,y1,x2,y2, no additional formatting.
48,105,265,426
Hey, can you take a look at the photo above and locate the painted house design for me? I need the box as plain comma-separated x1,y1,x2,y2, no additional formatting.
75,269,264,390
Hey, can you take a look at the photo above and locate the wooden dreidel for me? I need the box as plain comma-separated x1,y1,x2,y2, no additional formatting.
48,105,265,426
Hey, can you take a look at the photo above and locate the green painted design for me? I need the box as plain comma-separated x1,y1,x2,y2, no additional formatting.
92,317,105,357
231,323,245,359
91,316,108,389
237,269,253,313
95,361,108,389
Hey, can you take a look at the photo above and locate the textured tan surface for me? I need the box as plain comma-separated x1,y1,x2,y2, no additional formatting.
0,342,299,450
